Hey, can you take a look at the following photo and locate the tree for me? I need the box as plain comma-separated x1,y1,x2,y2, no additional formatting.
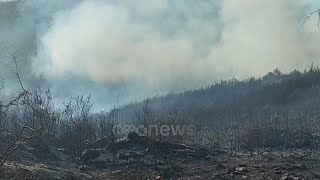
59,95,94,157
0,51,43,167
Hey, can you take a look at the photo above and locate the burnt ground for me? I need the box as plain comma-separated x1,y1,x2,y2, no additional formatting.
2,150,320,180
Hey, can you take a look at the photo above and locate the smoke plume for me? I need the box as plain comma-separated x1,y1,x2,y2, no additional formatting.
1,0,320,108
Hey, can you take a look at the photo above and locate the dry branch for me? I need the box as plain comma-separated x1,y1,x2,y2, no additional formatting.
301,9,320,29
0,126,43,166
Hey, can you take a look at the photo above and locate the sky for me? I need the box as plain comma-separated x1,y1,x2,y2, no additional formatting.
0,0,320,110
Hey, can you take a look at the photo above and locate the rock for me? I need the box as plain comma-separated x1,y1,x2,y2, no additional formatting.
21,143,35,153
87,138,110,149
78,165,89,172
173,149,195,157
128,158,137,164
15,166,32,178
194,149,209,159
235,166,248,174
259,169,266,173
34,168,65,180
112,170,122,175
109,133,148,151
128,132,141,141
49,146,68,161
281,176,292,180
313,173,320,178
80,149,101,162
131,151,145,159
156,175,162,180
58,148,66,151
117,152,128,160
292,164,308,171
117,151,145,161
212,173,225,179
216,164,226,170
238,164,248,167
4,162,92,180
281,175,299,180
227,166,236,174
107,132,210,160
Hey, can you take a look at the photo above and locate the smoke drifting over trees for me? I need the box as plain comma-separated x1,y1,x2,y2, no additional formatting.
2,1,320,179
0,0,319,108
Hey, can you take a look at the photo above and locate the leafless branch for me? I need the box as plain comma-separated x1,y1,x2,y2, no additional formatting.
0,126,43,166
0,91,28,108
0,51,29,108
301,9,320,30
7,51,27,92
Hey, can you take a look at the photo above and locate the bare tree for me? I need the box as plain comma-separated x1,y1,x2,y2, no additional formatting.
59,95,94,156
0,51,44,167
104,105,119,164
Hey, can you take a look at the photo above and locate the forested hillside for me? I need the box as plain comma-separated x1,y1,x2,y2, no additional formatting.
120,66,320,124
2,1,320,179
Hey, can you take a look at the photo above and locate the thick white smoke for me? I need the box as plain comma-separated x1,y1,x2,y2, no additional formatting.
1,0,320,108
34,0,320,94
207,0,320,77
34,0,219,92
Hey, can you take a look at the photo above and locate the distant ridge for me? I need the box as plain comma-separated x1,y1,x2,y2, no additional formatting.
117,66,320,124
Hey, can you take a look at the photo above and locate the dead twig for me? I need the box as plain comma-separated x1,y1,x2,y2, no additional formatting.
301,9,320,30
0,51,29,108
0,126,43,167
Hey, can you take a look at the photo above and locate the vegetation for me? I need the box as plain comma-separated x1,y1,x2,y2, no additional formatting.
1,65,320,157
1,52,320,179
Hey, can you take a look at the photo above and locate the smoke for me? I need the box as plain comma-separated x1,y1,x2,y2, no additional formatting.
1,0,320,109
34,1,220,89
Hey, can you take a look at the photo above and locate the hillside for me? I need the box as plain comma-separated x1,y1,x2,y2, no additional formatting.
1,66,320,179
119,66,320,125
